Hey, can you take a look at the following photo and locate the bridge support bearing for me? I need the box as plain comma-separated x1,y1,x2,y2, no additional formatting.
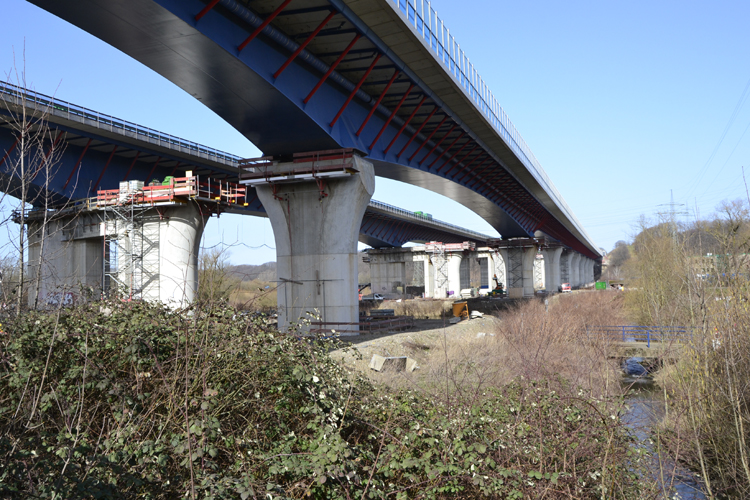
543,247,563,293
257,157,375,332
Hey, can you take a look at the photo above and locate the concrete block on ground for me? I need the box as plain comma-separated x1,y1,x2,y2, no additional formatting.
507,288,524,299
369,354,418,372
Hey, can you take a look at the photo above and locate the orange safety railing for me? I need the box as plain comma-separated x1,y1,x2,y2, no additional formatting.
96,175,247,207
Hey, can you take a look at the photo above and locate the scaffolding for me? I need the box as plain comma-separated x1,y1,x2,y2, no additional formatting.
506,248,524,289
425,242,449,293
101,196,152,299
97,174,248,299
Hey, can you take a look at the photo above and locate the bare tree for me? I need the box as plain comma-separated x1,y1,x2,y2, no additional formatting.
1,48,68,312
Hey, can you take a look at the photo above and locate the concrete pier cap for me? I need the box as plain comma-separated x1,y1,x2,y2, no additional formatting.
255,154,375,332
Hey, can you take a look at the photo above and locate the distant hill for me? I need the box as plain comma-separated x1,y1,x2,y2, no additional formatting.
227,262,277,282
227,252,371,284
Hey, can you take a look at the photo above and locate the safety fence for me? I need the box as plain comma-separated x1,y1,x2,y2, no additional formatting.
586,325,692,348
310,316,414,335
0,79,239,166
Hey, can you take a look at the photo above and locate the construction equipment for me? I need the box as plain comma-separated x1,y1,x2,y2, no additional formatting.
487,274,505,298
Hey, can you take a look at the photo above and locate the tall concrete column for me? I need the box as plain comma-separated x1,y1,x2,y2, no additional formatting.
257,157,375,331
522,246,537,297
150,202,207,307
447,253,463,297
570,253,581,287
559,251,569,285
543,247,563,292
579,255,589,285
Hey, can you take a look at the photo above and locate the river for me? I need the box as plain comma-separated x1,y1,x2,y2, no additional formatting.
622,357,707,499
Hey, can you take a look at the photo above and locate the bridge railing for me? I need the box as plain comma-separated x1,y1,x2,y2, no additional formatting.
368,199,490,241
0,80,240,167
586,325,693,348
388,0,597,252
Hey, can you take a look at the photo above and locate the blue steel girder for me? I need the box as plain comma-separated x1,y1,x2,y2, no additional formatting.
0,109,240,203
1,91,487,248
26,0,599,258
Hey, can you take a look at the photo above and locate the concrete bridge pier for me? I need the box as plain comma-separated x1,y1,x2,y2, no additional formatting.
543,247,563,292
522,246,538,297
256,156,375,332
24,201,207,309
493,248,508,291
570,252,581,287
447,253,464,296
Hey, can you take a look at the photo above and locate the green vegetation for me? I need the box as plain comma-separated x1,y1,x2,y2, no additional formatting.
616,199,750,497
0,298,640,499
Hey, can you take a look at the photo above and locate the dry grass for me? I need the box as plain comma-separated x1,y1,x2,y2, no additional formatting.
370,298,453,319
340,291,627,401
229,279,277,311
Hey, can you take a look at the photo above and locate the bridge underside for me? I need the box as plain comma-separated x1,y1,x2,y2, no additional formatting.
0,98,487,249
27,0,600,259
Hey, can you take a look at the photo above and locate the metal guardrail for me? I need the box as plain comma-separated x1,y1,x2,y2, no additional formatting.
310,316,414,335
586,325,693,348
388,0,599,254
0,80,241,167
368,199,490,241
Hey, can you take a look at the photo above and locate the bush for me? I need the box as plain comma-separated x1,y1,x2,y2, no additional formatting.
0,301,639,498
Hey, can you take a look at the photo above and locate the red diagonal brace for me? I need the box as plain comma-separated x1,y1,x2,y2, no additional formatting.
457,156,489,183
31,130,65,182
238,0,294,53
369,84,414,150
445,145,482,180
92,145,118,192
434,137,470,173
443,145,478,177
63,138,92,191
122,151,141,182
397,105,437,158
145,157,162,184
195,0,221,21
408,115,447,162
304,33,361,104
384,95,425,154
356,70,399,136
274,10,335,79
419,125,456,166
330,54,381,127
428,132,465,170
44,130,64,162
170,161,183,177
0,136,21,170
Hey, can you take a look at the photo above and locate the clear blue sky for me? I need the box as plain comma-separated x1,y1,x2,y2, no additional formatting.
2,0,749,263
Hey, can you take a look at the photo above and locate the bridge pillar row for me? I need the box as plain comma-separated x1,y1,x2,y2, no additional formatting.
256,156,375,333
543,247,563,293
580,257,590,286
